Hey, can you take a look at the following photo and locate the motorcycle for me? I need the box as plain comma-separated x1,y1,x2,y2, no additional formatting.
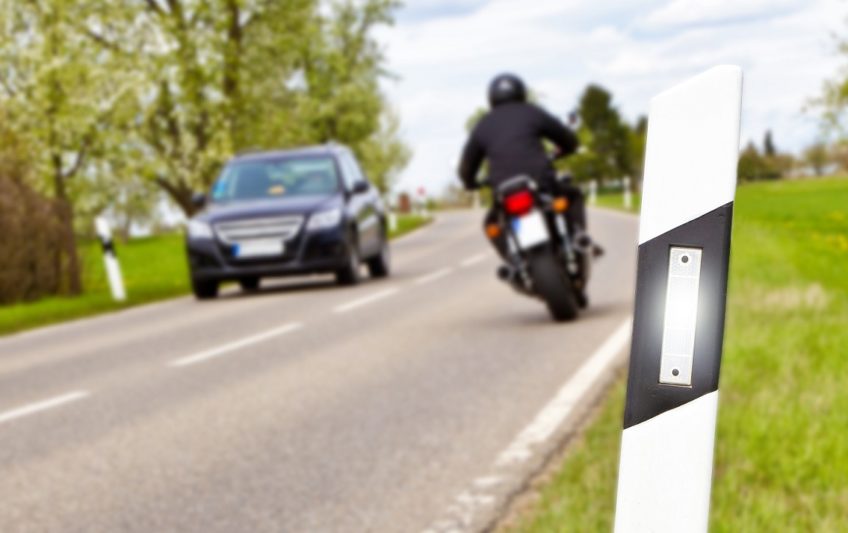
484,172,592,321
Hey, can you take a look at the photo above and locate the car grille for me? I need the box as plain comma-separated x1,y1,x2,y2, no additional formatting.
214,216,304,244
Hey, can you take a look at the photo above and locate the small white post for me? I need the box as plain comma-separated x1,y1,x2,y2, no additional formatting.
95,217,126,302
623,176,632,209
385,194,398,233
472,190,481,210
418,187,429,217
589,180,598,205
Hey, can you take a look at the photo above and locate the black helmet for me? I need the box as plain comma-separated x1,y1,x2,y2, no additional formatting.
488,73,527,108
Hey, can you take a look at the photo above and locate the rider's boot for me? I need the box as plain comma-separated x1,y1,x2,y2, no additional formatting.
574,229,605,258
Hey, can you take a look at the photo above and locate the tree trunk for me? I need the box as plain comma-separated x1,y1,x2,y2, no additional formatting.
51,153,82,295
156,177,196,217
55,197,82,295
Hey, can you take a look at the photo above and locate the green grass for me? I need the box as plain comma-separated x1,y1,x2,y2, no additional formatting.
390,212,432,239
593,191,642,213
0,234,190,336
0,213,431,336
509,177,848,532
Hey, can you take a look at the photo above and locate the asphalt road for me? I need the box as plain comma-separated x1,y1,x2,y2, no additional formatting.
0,208,637,533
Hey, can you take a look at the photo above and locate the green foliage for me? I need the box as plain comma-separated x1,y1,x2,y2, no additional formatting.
803,142,828,176
358,106,412,193
0,0,410,303
764,129,777,156
509,178,848,533
738,139,794,182
571,84,634,184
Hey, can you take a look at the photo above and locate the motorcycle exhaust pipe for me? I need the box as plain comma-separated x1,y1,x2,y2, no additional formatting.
497,264,534,297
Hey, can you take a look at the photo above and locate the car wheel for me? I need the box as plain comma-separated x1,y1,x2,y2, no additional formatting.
335,238,361,286
367,232,390,279
192,278,219,300
239,277,260,292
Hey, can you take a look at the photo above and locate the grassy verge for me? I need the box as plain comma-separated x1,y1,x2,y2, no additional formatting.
390,212,432,239
0,213,431,336
593,191,641,213
508,177,848,532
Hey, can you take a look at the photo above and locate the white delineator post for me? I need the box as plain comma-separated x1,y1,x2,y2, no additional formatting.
385,194,398,233
589,180,597,205
95,217,126,302
614,66,742,533
623,176,632,209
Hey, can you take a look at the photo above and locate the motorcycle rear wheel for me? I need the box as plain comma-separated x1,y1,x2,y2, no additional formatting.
528,250,579,321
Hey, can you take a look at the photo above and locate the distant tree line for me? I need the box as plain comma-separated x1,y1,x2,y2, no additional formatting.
0,0,409,298
463,84,647,189
564,84,646,189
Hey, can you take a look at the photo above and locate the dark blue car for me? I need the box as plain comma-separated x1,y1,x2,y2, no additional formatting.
185,144,390,299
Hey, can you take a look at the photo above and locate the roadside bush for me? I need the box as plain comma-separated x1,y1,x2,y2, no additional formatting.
0,133,64,304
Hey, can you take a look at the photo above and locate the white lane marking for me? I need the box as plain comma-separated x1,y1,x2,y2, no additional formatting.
0,391,91,425
169,322,303,367
424,318,633,532
333,288,399,314
460,253,488,268
414,267,454,285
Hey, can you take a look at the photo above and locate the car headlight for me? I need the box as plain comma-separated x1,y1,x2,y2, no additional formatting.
187,220,214,239
307,208,342,231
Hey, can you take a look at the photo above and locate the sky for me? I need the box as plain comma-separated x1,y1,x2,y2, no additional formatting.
378,0,847,194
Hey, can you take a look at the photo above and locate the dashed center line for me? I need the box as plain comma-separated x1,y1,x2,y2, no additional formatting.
169,322,304,367
414,267,454,285
0,390,91,425
333,288,400,314
460,252,488,268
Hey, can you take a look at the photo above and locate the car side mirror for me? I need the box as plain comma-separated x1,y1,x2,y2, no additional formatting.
352,181,369,195
191,192,207,208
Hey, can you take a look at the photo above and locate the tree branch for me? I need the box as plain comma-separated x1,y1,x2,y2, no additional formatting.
0,74,17,97
145,0,165,16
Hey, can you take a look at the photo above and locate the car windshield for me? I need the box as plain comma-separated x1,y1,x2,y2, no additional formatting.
211,155,340,202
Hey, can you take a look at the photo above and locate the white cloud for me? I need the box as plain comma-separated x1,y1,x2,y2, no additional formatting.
638,0,805,31
381,0,846,194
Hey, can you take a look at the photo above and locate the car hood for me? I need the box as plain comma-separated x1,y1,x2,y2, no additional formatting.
196,195,340,224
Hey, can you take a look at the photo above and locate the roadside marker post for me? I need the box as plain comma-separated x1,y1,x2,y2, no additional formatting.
623,176,632,209
589,179,597,205
385,194,398,232
613,66,742,533
95,217,127,302
388,211,398,233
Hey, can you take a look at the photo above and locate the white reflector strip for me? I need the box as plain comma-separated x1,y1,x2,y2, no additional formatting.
659,247,702,386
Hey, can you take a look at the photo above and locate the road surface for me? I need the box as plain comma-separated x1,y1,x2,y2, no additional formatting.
0,208,637,533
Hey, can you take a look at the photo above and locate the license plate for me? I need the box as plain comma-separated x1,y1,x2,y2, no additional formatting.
233,239,284,258
512,210,549,249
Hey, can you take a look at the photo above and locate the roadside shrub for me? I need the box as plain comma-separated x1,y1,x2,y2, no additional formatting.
0,132,64,304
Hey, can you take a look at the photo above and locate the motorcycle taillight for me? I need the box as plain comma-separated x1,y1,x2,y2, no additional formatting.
503,190,534,216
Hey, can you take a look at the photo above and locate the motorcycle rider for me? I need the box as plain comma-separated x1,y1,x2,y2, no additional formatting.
458,73,600,259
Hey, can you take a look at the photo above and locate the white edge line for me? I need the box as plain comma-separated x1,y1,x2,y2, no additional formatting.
495,318,633,466
423,318,633,532
333,287,400,314
0,390,91,425
414,267,454,285
460,253,488,268
169,322,304,367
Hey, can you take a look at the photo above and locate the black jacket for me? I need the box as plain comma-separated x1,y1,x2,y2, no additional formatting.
458,102,578,190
